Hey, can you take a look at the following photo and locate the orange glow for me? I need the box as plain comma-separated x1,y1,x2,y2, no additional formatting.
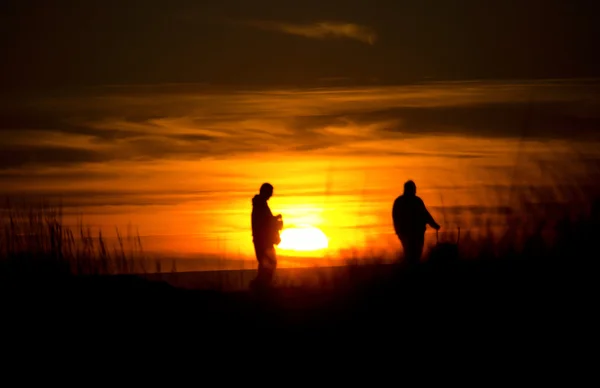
50,134,596,265
7,82,597,271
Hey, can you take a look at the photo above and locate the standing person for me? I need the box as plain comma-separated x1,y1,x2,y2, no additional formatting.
250,183,282,290
392,180,440,265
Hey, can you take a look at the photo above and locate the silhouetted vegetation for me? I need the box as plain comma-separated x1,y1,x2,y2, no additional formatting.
1,187,598,337
0,199,151,279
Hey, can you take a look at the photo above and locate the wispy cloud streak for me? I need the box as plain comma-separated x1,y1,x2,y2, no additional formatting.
243,20,377,45
1,80,599,171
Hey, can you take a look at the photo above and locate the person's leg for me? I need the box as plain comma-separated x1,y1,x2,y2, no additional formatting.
407,240,417,265
400,236,410,264
399,235,408,263
252,242,267,290
262,245,277,286
397,235,406,262
253,242,262,263
405,236,422,266
415,233,425,262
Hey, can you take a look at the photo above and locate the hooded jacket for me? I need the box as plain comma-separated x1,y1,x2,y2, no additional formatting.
252,194,277,245
392,193,438,237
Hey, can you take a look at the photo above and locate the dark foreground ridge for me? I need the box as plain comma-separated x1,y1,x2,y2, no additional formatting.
3,257,594,340
2,196,598,356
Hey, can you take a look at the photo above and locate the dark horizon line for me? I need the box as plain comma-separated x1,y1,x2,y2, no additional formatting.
3,75,600,99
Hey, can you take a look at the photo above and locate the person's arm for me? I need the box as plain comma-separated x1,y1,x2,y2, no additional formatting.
265,203,274,218
392,198,401,235
266,206,282,227
420,199,440,230
263,204,283,242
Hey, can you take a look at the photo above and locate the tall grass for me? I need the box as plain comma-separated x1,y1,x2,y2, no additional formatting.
0,199,152,277
326,178,600,292
0,184,598,291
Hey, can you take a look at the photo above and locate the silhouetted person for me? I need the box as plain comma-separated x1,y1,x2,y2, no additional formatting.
392,180,440,265
250,183,282,290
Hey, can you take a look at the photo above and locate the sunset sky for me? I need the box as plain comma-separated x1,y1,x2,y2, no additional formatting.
2,0,599,90
1,1,599,268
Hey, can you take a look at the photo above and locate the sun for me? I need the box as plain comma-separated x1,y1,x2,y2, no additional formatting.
278,226,329,252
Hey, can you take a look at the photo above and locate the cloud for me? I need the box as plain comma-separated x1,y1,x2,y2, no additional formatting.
0,144,107,169
0,188,218,209
243,20,377,45
1,79,598,180
334,101,600,141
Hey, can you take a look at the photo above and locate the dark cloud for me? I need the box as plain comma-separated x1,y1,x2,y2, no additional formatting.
2,0,600,92
0,3,596,100
0,111,141,142
172,134,215,142
4,98,599,151
388,152,484,159
0,169,118,183
0,81,598,174
0,145,107,169
290,143,336,152
0,188,218,209
370,102,600,140
289,101,600,141
241,20,377,44
429,205,514,216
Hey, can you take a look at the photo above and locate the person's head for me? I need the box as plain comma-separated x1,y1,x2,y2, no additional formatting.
259,183,274,199
403,180,417,196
